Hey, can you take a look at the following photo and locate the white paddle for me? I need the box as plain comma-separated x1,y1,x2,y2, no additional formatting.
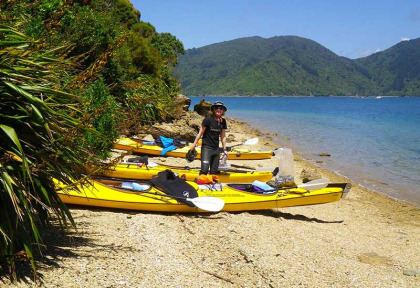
245,178,330,193
185,196,225,212
297,178,329,190
267,178,330,192
228,137,259,150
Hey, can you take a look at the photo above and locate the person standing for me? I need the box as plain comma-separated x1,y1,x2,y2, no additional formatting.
190,101,228,175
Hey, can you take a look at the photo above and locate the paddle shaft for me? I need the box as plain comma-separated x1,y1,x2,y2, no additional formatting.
117,184,223,212
240,180,329,194
119,161,253,174
118,186,195,202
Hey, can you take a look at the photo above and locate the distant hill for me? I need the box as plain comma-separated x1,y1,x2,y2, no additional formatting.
356,38,420,96
175,36,420,96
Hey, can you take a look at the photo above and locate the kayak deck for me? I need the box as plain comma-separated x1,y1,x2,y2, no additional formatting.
99,162,275,183
114,138,273,160
57,178,350,213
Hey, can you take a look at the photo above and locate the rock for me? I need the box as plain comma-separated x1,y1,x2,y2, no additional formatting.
357,252,392,265
403,269,420,276
227,134,236,142
131,111,204,142
145,122,197,142
172,94,191,118
319,153,331,157
300,168,322,183
183,110,203,131
142,134,155,141
194,98,212,115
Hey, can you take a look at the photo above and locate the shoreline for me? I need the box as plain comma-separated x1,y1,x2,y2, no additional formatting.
2,116,420,287
259,126,420,208
226,116,419,209
189,96,420,208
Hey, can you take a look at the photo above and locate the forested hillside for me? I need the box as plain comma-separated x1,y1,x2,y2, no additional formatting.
356,38,420,95
176,36,420,96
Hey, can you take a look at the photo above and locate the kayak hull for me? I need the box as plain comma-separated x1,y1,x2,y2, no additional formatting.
57,179,350,213
114,138,272,160
101,163,274,183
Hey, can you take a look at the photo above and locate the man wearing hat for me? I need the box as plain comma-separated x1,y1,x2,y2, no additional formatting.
190,101,228,175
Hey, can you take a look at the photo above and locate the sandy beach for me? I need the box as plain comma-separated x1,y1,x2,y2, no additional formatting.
3,116,420,288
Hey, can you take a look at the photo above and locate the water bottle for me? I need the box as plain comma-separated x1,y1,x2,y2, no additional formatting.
219,153,231,171
275,148,295,187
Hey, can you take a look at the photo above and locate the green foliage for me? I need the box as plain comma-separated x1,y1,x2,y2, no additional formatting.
81,78,119,159
2,0,184,120
124,33,163,74
38,0,62,19
108,0,141,28
50,4,122,68
0,25,101,275
131,22,156,38
120,74,176,124
0,0,185,276
176,36,420,96
357,38,420,96
151,32,185,66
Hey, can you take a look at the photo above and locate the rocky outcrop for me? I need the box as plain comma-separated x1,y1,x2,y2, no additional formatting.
194,98,212,116
136,110,202,142
300,168,322,183
172,94,191,119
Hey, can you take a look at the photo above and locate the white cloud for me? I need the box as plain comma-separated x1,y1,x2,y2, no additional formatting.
401,37,410,42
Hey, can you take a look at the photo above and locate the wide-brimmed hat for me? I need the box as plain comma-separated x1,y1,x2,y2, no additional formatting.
211,101,227,112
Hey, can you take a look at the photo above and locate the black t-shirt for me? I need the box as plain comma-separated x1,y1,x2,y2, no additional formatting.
202,115,227,149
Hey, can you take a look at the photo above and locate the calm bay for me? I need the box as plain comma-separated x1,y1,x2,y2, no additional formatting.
190,96,420,206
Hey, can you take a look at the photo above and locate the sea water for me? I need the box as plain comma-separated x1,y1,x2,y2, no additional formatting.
190,96,420,206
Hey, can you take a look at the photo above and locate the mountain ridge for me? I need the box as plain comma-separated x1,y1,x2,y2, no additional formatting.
176,36,420,96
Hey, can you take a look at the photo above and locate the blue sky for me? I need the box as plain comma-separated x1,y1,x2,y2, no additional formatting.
131,0,420,59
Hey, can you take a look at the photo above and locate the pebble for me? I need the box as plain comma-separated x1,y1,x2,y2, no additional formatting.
403,269,420,277
318,153,331,157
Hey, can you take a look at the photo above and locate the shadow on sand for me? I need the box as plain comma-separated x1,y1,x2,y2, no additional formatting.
248,209,344,223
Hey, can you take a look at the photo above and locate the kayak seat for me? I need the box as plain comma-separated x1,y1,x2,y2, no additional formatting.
230,184,262,192
229,184,276,194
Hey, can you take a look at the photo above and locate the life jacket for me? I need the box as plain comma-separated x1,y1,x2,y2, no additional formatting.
196,174,220,184
150,170,198,207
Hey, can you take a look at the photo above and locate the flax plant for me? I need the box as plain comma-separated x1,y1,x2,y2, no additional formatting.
0,25,99,275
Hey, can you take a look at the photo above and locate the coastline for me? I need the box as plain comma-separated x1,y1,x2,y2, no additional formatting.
253,120,420,208
4,116,420,287
189,96,420,207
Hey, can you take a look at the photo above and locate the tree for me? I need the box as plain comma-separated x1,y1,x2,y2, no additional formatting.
151,32,185,66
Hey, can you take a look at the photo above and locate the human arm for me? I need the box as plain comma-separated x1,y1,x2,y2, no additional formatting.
190,126,206,151
220,128,228,156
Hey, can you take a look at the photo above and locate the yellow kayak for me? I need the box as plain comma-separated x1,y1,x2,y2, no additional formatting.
114,138,273,160
98,162,275,183
56,177,350,213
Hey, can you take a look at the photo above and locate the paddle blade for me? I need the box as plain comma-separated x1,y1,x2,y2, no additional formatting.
243,137,259,145
298,178,329,191
187,196,225,212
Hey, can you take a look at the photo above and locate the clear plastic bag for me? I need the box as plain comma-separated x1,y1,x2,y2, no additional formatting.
275,148,295,186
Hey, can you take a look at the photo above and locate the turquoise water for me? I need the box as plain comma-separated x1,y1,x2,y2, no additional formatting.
190,96,420,206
